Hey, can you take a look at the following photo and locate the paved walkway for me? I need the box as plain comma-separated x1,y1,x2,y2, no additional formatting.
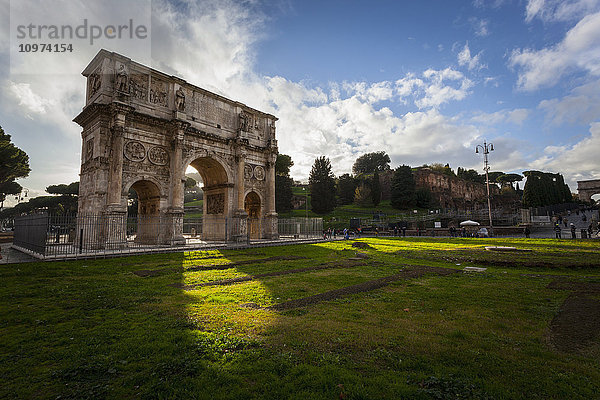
0,243,36,264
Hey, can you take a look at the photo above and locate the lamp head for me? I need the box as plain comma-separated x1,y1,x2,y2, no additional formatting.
490,144,494,151
475,147,479,154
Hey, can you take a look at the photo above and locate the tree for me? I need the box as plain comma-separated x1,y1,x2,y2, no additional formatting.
46,182,79,195
309,156,336,214
354,183,372,207
352,151,391,175
0,125,30,206
427,163,455,177
0,181,22,209
275,154,293,176
184,177,197,189
486,171,505,186
457,167,484,184
390,165,416,209
371,170,381,206
496,173,523,189
522,171,572,207
0,182,79,218
337,173,357,205
275,176,293,213
415,187,434,208
275,154,294,213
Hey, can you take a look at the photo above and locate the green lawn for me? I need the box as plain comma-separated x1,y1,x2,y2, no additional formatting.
185,199,204,207
2,238,600,399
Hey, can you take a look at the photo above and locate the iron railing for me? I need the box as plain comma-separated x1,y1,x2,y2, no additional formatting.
13,213,323,260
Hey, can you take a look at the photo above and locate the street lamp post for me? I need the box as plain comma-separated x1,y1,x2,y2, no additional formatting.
303,187,309,237
476,141,494,235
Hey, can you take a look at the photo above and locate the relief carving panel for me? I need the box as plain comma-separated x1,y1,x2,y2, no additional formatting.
150,77,168,107
129,74,148,101
206,193,225,214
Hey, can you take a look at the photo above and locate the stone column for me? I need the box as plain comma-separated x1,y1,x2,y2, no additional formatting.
166,120,188,245
231,145,248,242
107,108,127,208
103,103,132,248
264,151,279,239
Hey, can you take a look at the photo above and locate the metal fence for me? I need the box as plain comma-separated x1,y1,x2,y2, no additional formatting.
278,218,324,238
13,213,324,260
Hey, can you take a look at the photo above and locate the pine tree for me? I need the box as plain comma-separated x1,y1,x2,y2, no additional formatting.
390,165,416,209
275,154,294,213
337,174,357,205
309,156,336,214
371,170,381,206
0,125,30,208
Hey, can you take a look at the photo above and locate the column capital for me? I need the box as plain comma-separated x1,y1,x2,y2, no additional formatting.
170,120,189,147
110,102,135,126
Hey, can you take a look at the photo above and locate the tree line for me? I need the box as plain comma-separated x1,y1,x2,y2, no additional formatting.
275,151,528,215
275,151,578,215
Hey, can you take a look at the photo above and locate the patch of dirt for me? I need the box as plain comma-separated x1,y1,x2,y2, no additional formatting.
176,258,372,290
547,279,600,354
444,255,599,270
265,265,459,311
351,242,373,249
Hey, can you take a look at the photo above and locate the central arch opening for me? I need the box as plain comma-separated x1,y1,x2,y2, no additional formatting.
184,156,230,241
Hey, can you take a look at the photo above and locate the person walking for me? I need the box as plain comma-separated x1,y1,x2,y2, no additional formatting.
570,223,576,239
524,225,530,238
554,223,562,239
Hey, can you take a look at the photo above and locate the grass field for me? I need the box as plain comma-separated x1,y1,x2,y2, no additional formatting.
2,237,600,399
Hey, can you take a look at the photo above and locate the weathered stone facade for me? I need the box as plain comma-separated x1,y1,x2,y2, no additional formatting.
74,50,278,245
577,179,600,203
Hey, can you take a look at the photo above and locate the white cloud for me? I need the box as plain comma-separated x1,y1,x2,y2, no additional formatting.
471,108,530,125
470,17,490,36
458,42,485,71
8,82,53,115
539,79,600,124
510,11,600,90
530,122,600,188
525,0,600,22
416,68,473,109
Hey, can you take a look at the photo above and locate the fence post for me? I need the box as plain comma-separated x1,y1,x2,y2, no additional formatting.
79,228,83,254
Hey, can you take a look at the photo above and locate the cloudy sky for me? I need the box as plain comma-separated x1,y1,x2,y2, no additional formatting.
1,0,600,204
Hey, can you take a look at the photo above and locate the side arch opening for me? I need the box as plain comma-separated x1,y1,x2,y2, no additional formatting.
127,180,161,244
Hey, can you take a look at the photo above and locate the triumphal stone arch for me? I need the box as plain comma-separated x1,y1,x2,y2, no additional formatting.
74,50,278,246
577,179,600,203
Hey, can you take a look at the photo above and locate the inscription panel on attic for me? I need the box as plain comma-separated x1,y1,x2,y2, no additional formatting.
76,49,279,244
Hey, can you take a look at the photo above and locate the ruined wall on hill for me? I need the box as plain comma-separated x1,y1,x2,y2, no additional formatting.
413,168,500,209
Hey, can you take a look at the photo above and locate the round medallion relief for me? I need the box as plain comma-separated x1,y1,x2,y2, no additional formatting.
148,146,169,165
254,165,265,181
124,141,146,162
244,165,254,180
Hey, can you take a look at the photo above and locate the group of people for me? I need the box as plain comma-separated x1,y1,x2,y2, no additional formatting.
551,209,599,239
